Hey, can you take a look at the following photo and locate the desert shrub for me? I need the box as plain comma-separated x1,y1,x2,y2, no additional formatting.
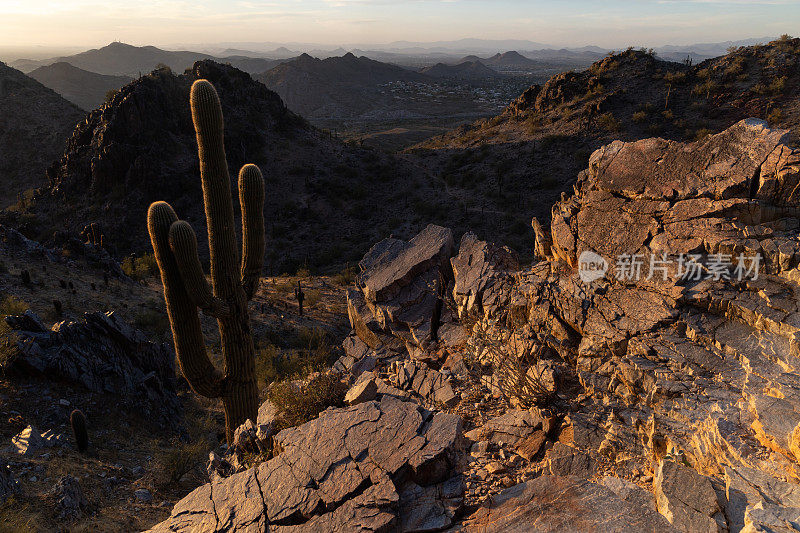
662,110,674,120
463,312,554,408
133,308,170,340
0,295,29,316
632,111,647,123
304,289,322,308
767,108,784,125
0,321,20,374
121,252,158,280
104,89,119,103
153,439,208,486
597,112,622,133
332,265,357,286
267,373,347,430
663,71,687,85
695,128,714,141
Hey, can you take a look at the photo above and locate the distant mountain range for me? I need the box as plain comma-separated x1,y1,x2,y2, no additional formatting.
29,62,131,111
11,42,284,77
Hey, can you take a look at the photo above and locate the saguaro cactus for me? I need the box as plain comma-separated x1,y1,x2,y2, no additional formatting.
148,79,264,444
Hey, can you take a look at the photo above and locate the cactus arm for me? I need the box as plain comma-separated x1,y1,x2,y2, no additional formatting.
168,220,230,318
238,164,265,299
190,80,240,298
148,201,223,398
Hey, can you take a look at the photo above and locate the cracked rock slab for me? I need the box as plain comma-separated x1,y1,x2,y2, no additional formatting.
149,397,463,532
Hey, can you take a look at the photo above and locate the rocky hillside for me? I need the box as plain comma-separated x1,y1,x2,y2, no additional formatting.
0,62,84,208
151,118,800,532
10,60,467,274
29,62,132,111
406,37,800,256
420,60,500,80
257,53,431,120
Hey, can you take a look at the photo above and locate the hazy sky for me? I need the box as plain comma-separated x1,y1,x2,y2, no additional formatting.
2,0,798,49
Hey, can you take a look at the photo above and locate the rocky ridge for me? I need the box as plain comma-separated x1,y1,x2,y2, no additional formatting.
14,60,463,274
152,117,800,532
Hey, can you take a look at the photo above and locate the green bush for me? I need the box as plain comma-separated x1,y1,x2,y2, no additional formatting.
267,373,347,431
121,252,159,280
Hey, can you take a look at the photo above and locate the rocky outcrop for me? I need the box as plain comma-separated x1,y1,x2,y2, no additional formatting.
353,224,454,348
155,118,800,531
8,425,64,456
4,311,179,422
150,397,464,532
47,475,88,521
461,475,674,532
451,119,800,531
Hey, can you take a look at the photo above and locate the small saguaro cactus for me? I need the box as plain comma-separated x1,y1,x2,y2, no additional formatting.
70,409,88,453
148,79,265,444
294,280,305,317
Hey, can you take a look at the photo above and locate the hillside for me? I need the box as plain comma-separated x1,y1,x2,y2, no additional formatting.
0,62,84,208
29,62,132,111
405,37,800,253
257,52,432,119
421,60,500,80
13,42,281,77
8,60,478,274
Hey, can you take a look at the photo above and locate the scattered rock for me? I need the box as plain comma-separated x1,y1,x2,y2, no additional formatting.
344,378,377,405
8,425,63,456
4,311,179,423
47,475,88,521
135,488,153,503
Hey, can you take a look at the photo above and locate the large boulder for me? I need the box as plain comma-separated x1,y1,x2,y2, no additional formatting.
149,396,464,532
450,231,519,320
351,224,454,348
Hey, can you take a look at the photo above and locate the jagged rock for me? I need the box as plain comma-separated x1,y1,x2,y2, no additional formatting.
515,429,547,461
547,442,596,478
135,488,153,503
387,359,457,408
397,476,464,532
149,397,463,532
742,502,800,533
725,465,800,532
451,232,519,320
207,451,235,482
4,311,179,422
0,461,18,503
602,476,658,513
47,476,88,521
345,378,377,405
464,409,543,446
461,475,675,532
8,425,64,456
654,457,723,532
355,224,454,347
